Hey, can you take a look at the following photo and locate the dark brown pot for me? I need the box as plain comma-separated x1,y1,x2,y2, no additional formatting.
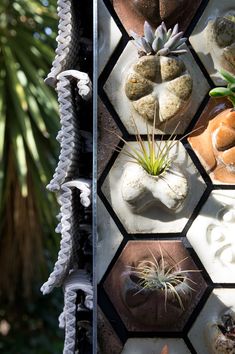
120,260,192,327
112,0,202,34
130,0,186,29
103,241,206,332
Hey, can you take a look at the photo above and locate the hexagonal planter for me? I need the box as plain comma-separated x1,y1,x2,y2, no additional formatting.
101,141,206,234
104,241,207,332
104,37,209,134
98,308,123,354
187,190,235,283
112,0,202,35
98,99,122,178
121,338,191,354
189,288,235,354
99,0,122,75
189,0,235,85
97,197,123,282
188,97,235,184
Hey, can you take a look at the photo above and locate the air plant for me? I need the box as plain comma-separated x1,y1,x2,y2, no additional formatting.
109,106,199,178
130,21,187,56
126,247,198,311
209,69,235,108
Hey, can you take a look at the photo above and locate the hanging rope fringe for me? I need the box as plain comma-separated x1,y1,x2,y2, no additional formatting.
41,1,93,351
45,0,80,87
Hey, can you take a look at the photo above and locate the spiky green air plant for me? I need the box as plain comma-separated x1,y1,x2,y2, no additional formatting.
127,248,197,311
130,21,187,57
0,0,59,300
209,69,235,108
109,107,199,178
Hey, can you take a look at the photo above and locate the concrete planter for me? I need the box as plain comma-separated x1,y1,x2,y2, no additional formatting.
121,163,188,213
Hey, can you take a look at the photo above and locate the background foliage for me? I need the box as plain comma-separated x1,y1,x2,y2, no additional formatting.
0,0,64,351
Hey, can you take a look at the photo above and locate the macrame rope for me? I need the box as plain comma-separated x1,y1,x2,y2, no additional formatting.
45,0,80,87
61,270,93,354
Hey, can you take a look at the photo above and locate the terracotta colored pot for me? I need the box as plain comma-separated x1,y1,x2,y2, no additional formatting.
188,99,235,184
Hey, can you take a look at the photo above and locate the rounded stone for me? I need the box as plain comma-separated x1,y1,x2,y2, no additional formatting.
167,74,193,100
214,17,235,48
160,56,185,81
125,72,153,100
133,94,157,121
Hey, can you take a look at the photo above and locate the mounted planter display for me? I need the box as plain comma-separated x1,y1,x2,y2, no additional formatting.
104,241,206,332
104,20,209,134
125,22,192,125
101,124,206,234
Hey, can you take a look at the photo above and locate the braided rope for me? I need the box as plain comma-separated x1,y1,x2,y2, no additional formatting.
45,0,80,87
47,71,92,192
61,270,93,354
41,180,91,295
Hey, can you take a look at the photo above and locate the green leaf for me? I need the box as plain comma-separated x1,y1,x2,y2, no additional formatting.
209,87,233,97
220,69,235,84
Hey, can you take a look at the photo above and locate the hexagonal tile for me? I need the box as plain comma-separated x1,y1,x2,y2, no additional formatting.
188,97,235,184
104,240,207,332
97,197,123,282
104,41,210,135
99,0,122,75
189,0,235,85
112,0,202,35
98,307,123,354
187,190,235,283
101,141,206,234
121,338,191,354
98,98,122,178
188,288,235,354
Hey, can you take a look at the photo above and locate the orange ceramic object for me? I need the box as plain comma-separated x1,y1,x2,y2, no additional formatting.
161,345,169,354
188,99,235,184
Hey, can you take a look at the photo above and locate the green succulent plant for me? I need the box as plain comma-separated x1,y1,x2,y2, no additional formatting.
131,21,187,56
127,248,197,311
209,69,235,108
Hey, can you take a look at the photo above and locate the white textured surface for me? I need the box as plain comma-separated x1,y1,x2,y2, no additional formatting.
101,141,206,234
41,179,91,295
187,190,235,283
98,0,122,75
189,289,235,354
104,41,209,134
97,197,123,282
121,338,191,354
121,163,188,212
47,71,91,192
189,0,235,85
45,0,80,86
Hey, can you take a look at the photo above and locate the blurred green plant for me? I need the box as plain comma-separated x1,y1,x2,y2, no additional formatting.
0,0,60,300
0,288,64,354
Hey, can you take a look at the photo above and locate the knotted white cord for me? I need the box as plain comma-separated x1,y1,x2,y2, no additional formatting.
47,71,92,192
60,270,93,354
45,0,80,87
41,179,91,295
